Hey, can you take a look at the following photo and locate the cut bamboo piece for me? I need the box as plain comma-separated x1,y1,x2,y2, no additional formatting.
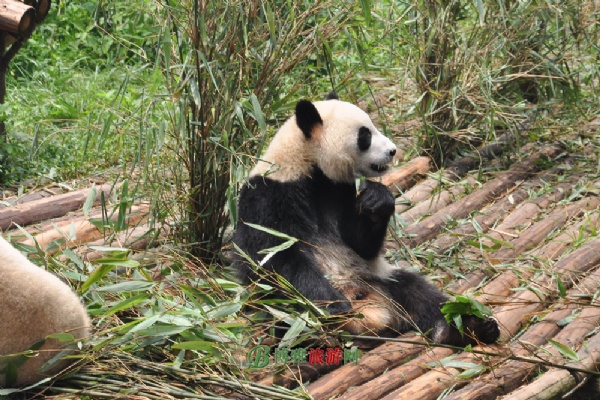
0,184,115,231
428,268,600,400
488,196,600,264
503,331,600,400
306,333,427,400
0,0,35,36
382,156,430,194
337,346,454,400
401,146,562,248
495,235,600,341
476,210,600,305
398,177,477,226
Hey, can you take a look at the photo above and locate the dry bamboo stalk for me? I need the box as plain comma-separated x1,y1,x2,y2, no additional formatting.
336,346,454,400
306,333,427,399
401,146,562,248
382,156,431,194
428,186,530,253
0,184,115,230
0,0,34,36
395,177,441,214
503,331,600,400
80,224,160,262
378,366,463,400
399,177,478,226
395,133,515,214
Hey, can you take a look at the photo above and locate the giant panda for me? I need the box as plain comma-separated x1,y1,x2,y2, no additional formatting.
232,93,499,346
0,235,90,387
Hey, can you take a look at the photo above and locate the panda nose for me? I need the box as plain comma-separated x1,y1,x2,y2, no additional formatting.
389,148,396,157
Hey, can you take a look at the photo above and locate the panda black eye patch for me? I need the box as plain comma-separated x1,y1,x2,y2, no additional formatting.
357,127,372,151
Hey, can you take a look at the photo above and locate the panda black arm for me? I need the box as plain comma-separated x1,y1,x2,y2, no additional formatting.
341,180,395,260
233,178,352,314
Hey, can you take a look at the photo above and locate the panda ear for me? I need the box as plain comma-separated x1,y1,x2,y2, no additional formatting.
295,100,323,139
326,91,339,100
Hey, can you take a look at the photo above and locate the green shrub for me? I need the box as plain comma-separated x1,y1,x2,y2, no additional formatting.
156,0,356,262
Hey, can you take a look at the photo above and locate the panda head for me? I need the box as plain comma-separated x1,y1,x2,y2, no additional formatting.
253,93,397,183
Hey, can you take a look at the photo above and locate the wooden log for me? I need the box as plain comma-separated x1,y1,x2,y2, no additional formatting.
395,177,441,214
503,331,600,400
444,270,600,400
0,0,35,36
336,346,454,400
395,133,516,214
428,186,530,254
401,146,562,248
488,196,600,265
21,204,149,254
495,235,600,341
0,184,115,231
446,196,599,296
398,177,477,226
0,186,63,208
306,333,428,400
382,156,430,194
34,0,51,22
476,210,600,305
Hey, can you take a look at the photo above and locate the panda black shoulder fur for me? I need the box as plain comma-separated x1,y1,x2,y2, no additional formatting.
0,236,90,387
233,94,499,346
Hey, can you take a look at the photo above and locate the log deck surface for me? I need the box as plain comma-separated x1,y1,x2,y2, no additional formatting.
0,127,599,399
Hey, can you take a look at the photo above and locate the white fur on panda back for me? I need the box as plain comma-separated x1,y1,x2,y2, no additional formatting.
0,236,90,387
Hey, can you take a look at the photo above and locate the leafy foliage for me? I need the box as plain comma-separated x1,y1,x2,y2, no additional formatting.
441,295,493,335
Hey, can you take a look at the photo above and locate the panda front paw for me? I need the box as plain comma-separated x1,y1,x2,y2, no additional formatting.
434,315,500,347
357,180,395,220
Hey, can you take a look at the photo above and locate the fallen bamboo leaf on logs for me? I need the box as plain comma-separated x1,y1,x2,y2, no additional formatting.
495,235,600,340
476,210,600,305
488,196,600,264
0,183,116,231
21,204,149,253
395,133,516,214
446,195,599,295
425,268,600,400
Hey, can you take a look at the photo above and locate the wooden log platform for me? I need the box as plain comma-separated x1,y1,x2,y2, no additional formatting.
1,135,600,399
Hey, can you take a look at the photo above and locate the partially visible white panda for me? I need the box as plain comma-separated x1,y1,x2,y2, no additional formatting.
232,93,499,346
0,235,90,387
